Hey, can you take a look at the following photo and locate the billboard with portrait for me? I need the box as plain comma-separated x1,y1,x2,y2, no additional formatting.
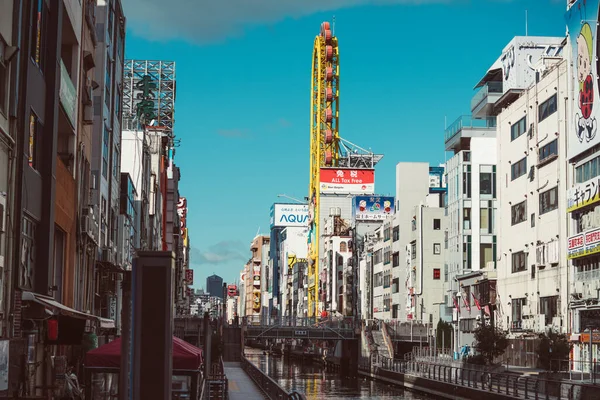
567,1,600,159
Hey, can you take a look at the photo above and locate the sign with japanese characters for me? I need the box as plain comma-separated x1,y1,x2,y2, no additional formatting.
270,204,309,228
567,177,600,212
566,1,600,159
319,168,375,195
185,269,194,285
352,196,395,221
567,228,600,259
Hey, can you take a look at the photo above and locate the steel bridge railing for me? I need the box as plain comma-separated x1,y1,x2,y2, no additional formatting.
200,356,228,400
360,354,598,400
240,354,307,400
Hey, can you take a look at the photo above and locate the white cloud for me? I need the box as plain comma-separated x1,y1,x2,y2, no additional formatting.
122,0,445,43
190,241,248,265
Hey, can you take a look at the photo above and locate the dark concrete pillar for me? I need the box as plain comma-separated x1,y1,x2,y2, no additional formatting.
131,251,175,400
36,0,63,296
119,271,131,400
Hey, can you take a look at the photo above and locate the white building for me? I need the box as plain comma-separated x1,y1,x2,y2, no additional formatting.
392,163,446,322
497,58,568,341
371,225,388,320
406,203,446,325
445,35,565,356
279,225,308,318
322,215,353,317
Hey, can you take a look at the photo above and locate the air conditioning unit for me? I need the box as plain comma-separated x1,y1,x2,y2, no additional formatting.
101,247,115,265
83,104,94,124
80,215,91,237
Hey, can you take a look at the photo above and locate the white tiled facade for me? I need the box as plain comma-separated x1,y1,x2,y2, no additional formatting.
496,60,569,337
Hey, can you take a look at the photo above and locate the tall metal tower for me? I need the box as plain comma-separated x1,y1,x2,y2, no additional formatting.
123,60,176,134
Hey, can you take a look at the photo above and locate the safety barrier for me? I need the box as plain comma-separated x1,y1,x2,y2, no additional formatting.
240,354,307,400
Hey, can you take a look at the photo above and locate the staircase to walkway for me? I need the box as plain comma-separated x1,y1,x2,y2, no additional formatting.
371,330,392,359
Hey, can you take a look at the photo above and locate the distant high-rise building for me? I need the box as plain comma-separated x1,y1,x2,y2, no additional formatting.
206,274,224,299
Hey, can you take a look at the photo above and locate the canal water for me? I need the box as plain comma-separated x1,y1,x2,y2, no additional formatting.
245,351,436,399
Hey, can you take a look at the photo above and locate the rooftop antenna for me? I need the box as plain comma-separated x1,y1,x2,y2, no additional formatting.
525,10,528,36
256,226,260,237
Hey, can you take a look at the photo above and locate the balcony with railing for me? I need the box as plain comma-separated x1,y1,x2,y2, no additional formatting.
575,268,600,282
444,115,497,151
471,81,503,118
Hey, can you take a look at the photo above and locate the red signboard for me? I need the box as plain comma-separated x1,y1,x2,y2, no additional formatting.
177,197,187,235
185,269,193,285
319,168,375,194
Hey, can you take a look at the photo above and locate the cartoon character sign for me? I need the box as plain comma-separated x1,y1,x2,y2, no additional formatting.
383,200,392,213
576,21,597,143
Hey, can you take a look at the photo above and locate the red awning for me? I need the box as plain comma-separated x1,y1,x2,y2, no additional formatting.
84,336,202,370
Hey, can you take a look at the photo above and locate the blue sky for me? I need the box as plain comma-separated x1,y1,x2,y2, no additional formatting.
122,0,567,289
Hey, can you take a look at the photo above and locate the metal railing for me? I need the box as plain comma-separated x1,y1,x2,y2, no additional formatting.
574,269,600,282
471,81,503,112
364,355,598,400
445,115,497,143
200,357,228,400
242,315,358,329
240,355,307,400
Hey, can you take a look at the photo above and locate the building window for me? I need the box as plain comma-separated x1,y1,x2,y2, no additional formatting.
339,242,347,252
463,165,471,198
479,172,492,195
511,200,527,225
374,249,382,264
511,157,527,180
539,186,558,215
463,207,471,230
463,235,472,270
539,139,558,164
392,252,399,267
0,55,6,115
459,318,476,333
433,218,441,230
433,268,441,280
511,298,525,328
511,251,527,273
112,147,119,178
30,0,47,70
21,215,37,289
384,226,391,241
384,249,391,265
539,94,557,122
576,156,600,183
411,242,416,259
511,116,527,141
102,127,109,179
392,226,399,242
540,296,558,324
480,243,493,269
28,112,41,170
115,88,122,118
433,243,441,255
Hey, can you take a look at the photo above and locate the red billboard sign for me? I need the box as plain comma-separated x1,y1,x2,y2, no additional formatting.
185,269,193,285
319,168,375,194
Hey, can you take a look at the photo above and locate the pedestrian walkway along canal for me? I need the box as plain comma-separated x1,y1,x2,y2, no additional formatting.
245,350,437,400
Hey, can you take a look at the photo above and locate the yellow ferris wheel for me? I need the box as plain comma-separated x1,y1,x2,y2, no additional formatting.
307,21,340,318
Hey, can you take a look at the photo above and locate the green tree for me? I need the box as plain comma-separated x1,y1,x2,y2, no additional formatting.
537,329,571,371
436,319,453,349
473,324,509,365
